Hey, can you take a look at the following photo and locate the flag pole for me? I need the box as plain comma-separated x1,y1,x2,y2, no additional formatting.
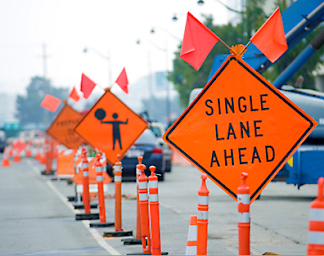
239,41,252,57
218,38,234,54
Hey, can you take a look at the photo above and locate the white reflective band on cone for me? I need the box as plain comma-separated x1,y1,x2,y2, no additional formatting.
136,168,140,176
187,226,197,241
96,166,102,173
149,194,159,202
198,211,208,220
238,212,250,223
82,163,89,168
114,166,122,173
139,193,148,201
114,176,122,182
83,171,89,177
198,195,209,205
149,180,158,189
185,246,197,255
310,209,324,221
309,231,324,245
139,182,147,189
97,176,103,181
238,194,250,204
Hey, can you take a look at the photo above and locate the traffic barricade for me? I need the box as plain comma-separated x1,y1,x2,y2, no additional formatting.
185,215,198,255
237,172,250,255
103,154,132,237
197,173,209,255
307,177,324,255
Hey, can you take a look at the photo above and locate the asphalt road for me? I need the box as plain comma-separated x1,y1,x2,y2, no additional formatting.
0,154,319,255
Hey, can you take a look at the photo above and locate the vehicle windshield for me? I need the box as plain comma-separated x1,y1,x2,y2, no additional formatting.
150,126,162,138
136,130,158,145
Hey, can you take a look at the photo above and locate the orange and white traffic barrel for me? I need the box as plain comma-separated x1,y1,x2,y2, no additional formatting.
197,173,209,255
114,154,123,231
149,165,161,255
136,156,143,240
95,153,106,223
185,215,198,255
237,172,250,255
138,163,151,254
307,177,324,255
81,149,91,214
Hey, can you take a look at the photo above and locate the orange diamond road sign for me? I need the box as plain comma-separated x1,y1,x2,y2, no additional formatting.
74,89,149,166
46,104,84,149
163,55,318,203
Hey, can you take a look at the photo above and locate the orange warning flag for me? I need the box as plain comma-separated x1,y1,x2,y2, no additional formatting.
69,86,80,102
80,73,96,99
250,7,287,63
180,12,220,71
115,67,129,94
41,94,61,112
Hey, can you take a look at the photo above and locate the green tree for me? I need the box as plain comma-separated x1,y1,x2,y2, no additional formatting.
16,76,68,128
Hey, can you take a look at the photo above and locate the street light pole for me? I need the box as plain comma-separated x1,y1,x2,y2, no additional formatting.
137,38,171,126
83,47,112,87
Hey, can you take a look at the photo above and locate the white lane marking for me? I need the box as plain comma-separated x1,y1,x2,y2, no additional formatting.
26,160,120,255
160,203,182,214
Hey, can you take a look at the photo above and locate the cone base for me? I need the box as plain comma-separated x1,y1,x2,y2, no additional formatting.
121,238,142,245
73,203,98,209
41,170,55,175
103,230,133,237
126,252,168,255
89,222,115,228
75,213,100,220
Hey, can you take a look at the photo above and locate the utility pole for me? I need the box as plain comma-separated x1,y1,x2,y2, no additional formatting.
42,43,48,79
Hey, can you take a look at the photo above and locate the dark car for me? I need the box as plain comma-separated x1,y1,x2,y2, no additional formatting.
0,129,6,153
106,129,165,181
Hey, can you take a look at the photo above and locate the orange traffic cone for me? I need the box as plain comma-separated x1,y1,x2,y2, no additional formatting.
307,177,324,255
13,149,21,162
185,215,198,255
35,144,41,160
2,148,10,167
25,142,32,157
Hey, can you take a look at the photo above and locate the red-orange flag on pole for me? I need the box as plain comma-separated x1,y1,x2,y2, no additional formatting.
250,7,287,63
69,86,80,102
180,12,220,71
40,94,61,112
115,67,129,94
80,73,96,99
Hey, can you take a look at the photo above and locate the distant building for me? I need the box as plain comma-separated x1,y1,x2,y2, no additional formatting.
0,93,17,128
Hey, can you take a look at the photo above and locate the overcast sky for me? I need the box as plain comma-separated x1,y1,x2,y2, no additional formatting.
0,0,231,96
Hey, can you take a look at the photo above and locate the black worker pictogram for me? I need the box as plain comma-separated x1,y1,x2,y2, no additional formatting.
95,108,128,150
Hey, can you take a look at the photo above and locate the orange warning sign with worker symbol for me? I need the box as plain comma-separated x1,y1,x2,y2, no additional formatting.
163,55,318,203
46,104,84,149
74,89,149,166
